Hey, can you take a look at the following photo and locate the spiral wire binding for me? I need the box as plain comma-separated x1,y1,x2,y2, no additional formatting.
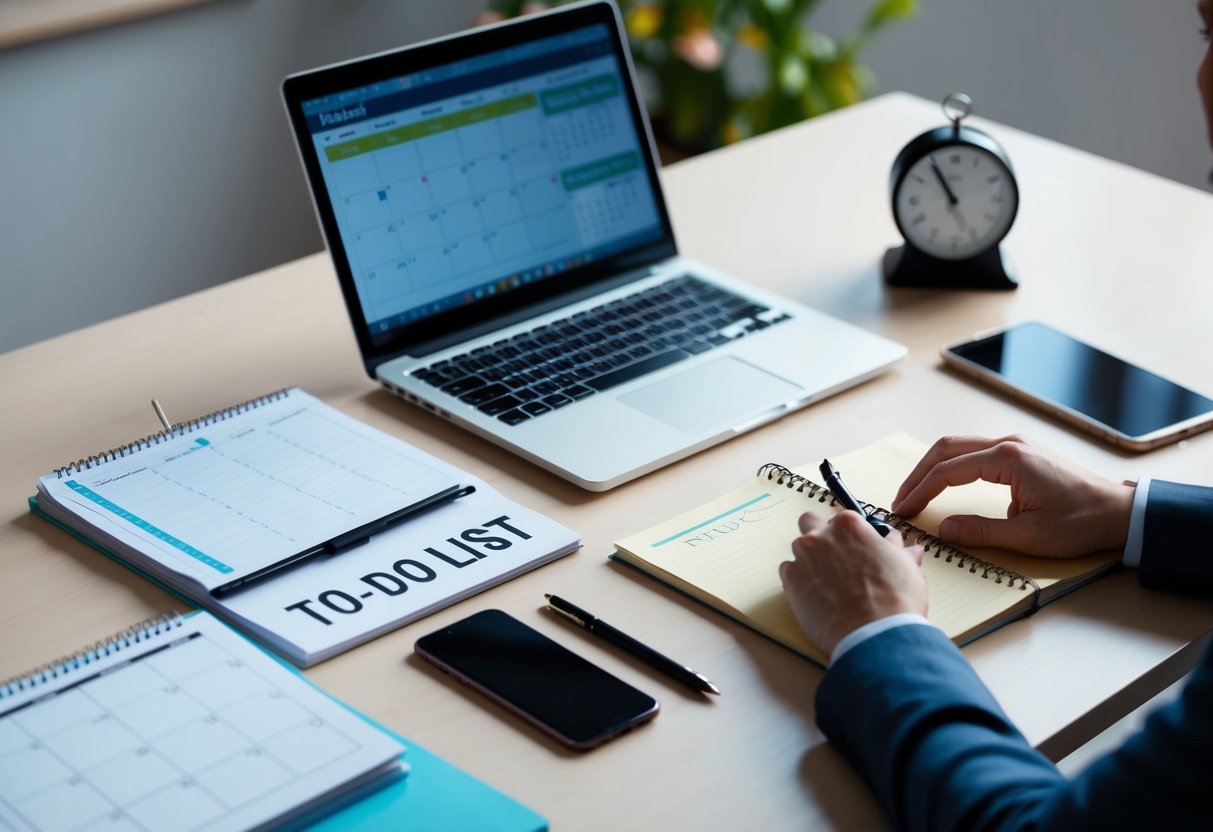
758,463,1042,599
0,611,185,699
54,388,292,478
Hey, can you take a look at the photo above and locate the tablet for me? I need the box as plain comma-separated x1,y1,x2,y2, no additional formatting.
941,321,1213,450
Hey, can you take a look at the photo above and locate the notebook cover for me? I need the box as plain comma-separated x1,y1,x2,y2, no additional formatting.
30,494,197,609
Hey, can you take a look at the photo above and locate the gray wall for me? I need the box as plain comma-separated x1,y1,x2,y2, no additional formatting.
812,0,1211,194
0,0,484,353
2,0,1209,353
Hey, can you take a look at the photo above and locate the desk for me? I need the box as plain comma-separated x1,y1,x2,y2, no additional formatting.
3,92,1213,829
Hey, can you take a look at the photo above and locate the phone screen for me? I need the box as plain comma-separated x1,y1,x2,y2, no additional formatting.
947,321,1213,439
415,609,659,749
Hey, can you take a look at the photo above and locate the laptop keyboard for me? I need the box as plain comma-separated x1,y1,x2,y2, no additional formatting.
411,275,792,426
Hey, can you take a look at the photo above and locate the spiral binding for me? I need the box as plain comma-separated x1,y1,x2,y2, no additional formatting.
0,612,185,699
53,388,292,478
757,463,1042,597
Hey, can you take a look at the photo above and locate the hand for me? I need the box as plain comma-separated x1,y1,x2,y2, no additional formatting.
929,155,959,205
891,435,1135,558
780,510,927,658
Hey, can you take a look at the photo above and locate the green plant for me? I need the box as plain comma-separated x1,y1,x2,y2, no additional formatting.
484,0,918,155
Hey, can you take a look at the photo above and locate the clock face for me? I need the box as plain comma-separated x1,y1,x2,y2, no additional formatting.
894,144,1017,260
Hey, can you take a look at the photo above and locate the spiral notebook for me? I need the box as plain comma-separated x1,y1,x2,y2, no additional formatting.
612,434,1122,665
0,611,408,831
30,388,580,666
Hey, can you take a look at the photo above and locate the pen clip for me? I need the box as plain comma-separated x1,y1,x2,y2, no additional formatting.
546,603,586,627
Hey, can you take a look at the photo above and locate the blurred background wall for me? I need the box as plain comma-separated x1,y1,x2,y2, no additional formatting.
1,0,1207,353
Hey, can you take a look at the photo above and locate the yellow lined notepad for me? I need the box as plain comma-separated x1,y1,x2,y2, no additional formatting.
612,434,1120,665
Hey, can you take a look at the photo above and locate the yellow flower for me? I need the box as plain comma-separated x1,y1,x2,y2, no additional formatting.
626,5,662,39
738,24,767,51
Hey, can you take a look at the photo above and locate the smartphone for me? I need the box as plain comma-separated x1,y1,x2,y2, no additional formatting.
941,321,1213,450
414,609,659,750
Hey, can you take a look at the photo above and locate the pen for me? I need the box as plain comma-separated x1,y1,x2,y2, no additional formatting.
819,459,895,538
211,483,476,596
150,399,173,432
544,594,721,696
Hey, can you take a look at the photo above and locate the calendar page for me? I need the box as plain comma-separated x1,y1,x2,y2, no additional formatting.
36,388,459,592
0,613,405,832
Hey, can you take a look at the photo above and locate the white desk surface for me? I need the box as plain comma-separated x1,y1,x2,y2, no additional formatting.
3,92,1212,829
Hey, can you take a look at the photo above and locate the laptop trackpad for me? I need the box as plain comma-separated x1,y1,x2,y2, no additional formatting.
618,356,802,434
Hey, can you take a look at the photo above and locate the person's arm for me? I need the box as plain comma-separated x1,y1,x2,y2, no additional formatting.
1137,479,1213,596
817,625,1063,832
817,617,1213,832
782,503,1068,832
785,435,1213,831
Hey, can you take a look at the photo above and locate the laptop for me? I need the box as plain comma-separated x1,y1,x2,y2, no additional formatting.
282,0,905,491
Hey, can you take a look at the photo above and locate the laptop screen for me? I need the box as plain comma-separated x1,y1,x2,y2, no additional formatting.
285,3,675,365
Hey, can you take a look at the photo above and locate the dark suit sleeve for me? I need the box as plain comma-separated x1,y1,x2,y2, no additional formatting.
1139,480,1213,596
817,624,1213,832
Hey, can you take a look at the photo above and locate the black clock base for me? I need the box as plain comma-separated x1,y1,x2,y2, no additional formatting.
882,244,1018,290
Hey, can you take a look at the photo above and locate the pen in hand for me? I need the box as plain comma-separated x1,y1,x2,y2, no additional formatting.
819,459,896,538
544,595,721,696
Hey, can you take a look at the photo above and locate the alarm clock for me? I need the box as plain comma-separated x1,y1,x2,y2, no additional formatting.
883,93,1019,290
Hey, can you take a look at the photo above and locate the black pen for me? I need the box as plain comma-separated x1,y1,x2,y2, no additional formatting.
545,594,721,695
819,460,895,538
212,484,476,596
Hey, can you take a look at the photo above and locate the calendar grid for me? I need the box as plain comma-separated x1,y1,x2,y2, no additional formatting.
0,616,397,832
316,52,662,327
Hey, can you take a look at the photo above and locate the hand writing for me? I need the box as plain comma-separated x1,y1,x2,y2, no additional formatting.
780,510,927,658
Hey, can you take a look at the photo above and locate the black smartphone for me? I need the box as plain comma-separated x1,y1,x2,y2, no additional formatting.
414,609,659,750
942,321,1213,450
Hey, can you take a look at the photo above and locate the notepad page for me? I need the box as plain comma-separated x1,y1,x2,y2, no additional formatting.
613,475,1032,661
36,389,458,591
614,478,828,660
0,613,404,832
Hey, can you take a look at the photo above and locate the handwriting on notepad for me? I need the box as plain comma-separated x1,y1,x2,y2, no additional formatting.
667,493,790,549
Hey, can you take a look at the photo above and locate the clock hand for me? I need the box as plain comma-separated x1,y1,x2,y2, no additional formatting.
948,203,969,231
929,156,959,205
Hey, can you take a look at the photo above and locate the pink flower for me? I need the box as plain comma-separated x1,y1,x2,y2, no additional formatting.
674,28,723,71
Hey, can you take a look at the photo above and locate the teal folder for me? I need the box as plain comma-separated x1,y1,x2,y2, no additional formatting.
308,736,546,831
28,496,548,832
271,634,547,832
243,613,547,832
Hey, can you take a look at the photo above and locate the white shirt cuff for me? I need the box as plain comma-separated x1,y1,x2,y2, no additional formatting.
1123,477,1151,569
828,612,935,666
